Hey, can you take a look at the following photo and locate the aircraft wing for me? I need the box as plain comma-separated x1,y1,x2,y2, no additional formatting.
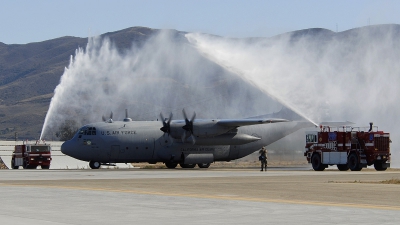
216,118,289,128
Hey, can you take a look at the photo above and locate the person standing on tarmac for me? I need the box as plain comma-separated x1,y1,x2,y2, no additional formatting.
259,147,267,171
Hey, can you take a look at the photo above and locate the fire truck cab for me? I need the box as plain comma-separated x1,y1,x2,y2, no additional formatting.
304,123,390,171
11,141,52,169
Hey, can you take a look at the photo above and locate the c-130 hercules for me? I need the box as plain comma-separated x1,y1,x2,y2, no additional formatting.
61,109,311,169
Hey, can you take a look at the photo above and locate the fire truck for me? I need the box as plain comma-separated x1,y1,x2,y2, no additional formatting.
304,123,390,171
11,141,52,169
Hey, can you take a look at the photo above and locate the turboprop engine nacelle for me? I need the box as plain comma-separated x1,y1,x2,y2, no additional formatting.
169,120,233,139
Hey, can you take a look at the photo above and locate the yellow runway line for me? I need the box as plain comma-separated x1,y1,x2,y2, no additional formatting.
1,183,399,211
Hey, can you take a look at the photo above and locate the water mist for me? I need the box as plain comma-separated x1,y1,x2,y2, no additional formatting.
40,30,280,141
186,25,400,167
41,26,400,167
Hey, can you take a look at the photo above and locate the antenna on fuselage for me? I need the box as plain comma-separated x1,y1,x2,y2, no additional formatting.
123,109,132,122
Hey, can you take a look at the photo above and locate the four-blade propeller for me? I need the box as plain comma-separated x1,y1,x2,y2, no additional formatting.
159,112,173,135
159,109,197,144
181,108,196,144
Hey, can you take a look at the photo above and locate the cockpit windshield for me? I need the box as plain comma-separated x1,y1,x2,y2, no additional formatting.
77,127,97,138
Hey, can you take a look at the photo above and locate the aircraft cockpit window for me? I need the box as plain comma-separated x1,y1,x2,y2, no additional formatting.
77,127,96,137
78,128,86,138
84,127,97,135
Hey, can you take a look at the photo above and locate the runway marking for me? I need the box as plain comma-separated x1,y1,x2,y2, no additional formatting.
1,183,399,211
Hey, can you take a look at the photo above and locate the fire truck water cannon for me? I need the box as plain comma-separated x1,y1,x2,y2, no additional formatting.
304,122,390,171
11,140,52,169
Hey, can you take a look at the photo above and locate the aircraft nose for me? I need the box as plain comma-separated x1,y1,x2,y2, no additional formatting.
61,140,73,156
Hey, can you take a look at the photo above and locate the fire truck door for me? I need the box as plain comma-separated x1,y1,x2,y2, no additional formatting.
110,145,120,160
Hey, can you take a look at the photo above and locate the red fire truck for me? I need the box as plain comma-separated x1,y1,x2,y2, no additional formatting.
11,141,52,169
304,123,390,171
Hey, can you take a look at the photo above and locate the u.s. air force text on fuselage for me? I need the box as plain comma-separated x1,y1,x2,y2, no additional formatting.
101,130,136,135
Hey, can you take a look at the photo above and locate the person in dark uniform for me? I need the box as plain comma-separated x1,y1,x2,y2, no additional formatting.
259,147,267,171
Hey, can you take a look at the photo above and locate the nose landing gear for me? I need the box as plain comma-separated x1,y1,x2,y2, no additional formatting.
89,161,101,169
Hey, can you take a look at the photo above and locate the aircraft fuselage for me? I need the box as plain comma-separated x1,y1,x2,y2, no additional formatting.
61,120,311,168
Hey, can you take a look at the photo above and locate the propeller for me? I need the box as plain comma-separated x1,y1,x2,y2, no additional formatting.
102,111,113,123
181,108,196,144
160,112,174,144
160,112,173,135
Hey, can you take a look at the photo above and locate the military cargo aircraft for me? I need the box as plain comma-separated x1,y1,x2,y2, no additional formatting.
61,109,312,169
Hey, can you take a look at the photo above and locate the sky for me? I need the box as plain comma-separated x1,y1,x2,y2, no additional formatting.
1,0,400,44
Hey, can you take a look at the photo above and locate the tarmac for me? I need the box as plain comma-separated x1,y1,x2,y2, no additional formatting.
0,167,399,224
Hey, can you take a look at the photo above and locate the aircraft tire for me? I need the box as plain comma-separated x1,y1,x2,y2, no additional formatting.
180,163,196,168
311,154,325,171
337,164,349,171
197,163,211,168
348,153,362,171
165,162,178,169
89,161,101,169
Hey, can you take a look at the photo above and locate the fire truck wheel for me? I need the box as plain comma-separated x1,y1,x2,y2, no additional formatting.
311,154,325,171
337,164,349,171
41,165,50,169
374,162,387,171
198,163,211,168
348,153,362,171
89,161,101,169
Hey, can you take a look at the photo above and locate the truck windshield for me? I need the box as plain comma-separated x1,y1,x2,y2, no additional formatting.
31,146,50,152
